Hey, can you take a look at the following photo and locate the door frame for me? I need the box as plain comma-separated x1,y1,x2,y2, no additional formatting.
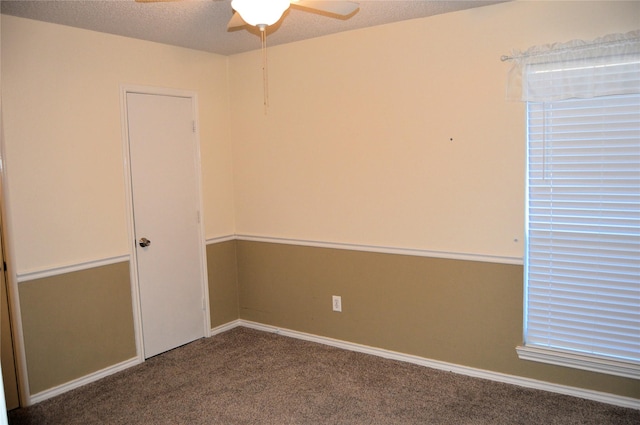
0,207,20,410
0,100,24,413
119,85,211,362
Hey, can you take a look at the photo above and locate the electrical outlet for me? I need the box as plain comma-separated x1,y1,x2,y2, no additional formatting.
332,295,342,312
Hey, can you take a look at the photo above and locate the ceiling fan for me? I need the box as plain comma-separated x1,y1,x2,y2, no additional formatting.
136,0,360,111
136,0,360,32
229,0,359,30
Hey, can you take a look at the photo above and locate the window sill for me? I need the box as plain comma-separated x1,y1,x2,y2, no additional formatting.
516,345,640,379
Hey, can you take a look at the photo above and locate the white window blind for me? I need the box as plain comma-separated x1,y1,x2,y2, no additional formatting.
523,56,640,377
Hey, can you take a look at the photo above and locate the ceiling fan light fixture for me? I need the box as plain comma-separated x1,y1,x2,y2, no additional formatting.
231,0,291,27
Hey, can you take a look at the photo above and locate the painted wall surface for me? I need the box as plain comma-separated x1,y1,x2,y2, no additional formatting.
237,241,640,399
229,0,640,260
207,241,239,328
229,0,640,401
1,0,639,404
18,262,135,394
1,274,19,409
1,14,234,398
1,15,234,275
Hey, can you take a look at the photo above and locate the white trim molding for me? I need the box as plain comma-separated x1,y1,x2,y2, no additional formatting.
211,319,242,336
236,234,524,265
206,235,236,245
238,320,640,410
27,321,640,408
517,345,640,380
28,357,141,406
16,254,130,283
203,234,523,265
28,321,241,406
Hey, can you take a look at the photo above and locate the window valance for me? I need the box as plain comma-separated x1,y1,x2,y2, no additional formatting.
505,30,640,102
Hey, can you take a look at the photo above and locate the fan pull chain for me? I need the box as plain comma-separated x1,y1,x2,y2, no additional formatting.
261,26,269,114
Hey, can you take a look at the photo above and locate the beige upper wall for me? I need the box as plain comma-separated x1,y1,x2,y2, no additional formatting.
2,1,638,272
229,0,640,260
1,15,234,274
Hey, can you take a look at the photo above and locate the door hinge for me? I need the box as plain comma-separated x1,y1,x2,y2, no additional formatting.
192,121,196,133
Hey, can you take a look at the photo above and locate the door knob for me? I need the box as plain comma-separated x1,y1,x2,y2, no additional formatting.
139,237,151,247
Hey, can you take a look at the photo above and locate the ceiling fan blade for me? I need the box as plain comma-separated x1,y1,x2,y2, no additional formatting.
227,12,248,30
291,0,359,17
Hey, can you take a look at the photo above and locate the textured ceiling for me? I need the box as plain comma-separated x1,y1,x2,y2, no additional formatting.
1,0,506,56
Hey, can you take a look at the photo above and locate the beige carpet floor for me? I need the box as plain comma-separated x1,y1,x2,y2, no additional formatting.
8,327,640,424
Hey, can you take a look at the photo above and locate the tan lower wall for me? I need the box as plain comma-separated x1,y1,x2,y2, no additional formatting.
207,241,239,328
236,240,640,400
2,272,19,409
16,242,239,397
18,262,136,394
15,240,639,400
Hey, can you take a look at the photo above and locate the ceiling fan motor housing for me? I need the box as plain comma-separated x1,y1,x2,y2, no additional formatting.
231,0,291,27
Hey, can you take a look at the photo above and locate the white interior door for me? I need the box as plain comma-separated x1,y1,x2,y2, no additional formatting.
125,91,207,359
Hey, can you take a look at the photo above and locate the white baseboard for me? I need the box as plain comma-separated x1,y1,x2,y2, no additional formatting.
210,319,242,336
27,322,242,406
28,357,141,406
236,320,640,410
28,321,639,409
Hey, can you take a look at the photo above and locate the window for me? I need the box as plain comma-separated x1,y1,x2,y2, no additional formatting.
507,32,640,378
